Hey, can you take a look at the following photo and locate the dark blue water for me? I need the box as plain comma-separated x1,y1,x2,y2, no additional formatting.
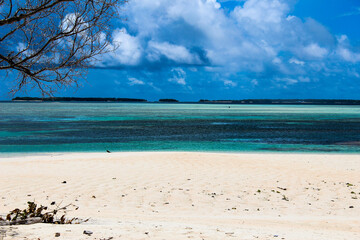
1,102,360,154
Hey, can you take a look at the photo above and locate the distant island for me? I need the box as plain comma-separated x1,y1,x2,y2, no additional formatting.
159,99,179,103
12,97,147,102
10,97,360,105
199,99,360,105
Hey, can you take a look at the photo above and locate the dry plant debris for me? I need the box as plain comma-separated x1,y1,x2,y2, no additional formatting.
0,202,86,226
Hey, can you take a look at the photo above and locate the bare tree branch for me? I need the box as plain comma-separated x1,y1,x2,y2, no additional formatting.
0,0,73,26
0,0,126,95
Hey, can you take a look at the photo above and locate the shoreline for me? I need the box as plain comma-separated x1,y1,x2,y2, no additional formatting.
2,150,360,159
1,152,360,239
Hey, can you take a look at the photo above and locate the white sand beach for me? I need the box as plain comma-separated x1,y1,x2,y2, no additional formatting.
0,152,360,239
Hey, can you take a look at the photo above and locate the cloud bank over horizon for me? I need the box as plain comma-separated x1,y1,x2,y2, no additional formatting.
2,0,360,100
90,0,360,99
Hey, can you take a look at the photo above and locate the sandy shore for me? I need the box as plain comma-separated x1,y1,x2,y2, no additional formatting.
0,152,360,239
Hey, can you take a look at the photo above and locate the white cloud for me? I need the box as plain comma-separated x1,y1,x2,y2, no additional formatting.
251,79,259,85
233,0,288,24
169,68,187,85
16,43,29,54
119,0,332,72
337,48,360,63
303,43,328,58
272,57,282,64
276,76,310,85
147,41,201,64
206,0,221,9
95,0,360,87
102,28,142,66
223,80,237,87
128,77,145,85
276,77,298,85
289,58,305,66
337,35,348,44
61,13,88,33
335,34,360,63
339,7,360,17
286,15,296,21
147,82,162,92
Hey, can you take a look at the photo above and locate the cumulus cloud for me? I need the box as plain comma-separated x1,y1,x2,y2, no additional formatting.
223,80,237,87
101,28,142,66
335,35,360,63
289,58,305,66
147,41,201,64
303,43,328,58
93,0,360,93
233,0,288,24
337,48,360,63
207,0,221,9
169,68,187,85
127,0,335,67
61,13,88,33
128,77,145,85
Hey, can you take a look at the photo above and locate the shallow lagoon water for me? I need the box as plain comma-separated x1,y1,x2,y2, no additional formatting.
1,102,360,154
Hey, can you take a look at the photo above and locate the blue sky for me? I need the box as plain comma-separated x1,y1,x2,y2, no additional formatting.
2,0,360,101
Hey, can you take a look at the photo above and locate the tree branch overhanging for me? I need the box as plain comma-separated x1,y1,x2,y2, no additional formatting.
0,0,127,95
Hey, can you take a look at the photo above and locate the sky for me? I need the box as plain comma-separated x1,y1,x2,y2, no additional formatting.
2,0,360,101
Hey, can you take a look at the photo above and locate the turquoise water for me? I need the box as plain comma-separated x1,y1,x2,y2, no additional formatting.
1,102,360,154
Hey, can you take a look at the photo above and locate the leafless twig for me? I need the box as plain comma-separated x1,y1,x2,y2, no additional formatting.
0,0,127,95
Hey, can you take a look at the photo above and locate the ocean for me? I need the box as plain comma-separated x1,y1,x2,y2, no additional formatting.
1,102,360,154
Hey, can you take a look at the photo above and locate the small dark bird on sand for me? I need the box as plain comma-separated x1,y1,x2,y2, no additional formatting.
106,150,111,153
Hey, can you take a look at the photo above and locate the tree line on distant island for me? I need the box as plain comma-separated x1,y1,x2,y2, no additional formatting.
12,97,148,102
12,97,182,102
199,99,360,105
11,97,360,105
